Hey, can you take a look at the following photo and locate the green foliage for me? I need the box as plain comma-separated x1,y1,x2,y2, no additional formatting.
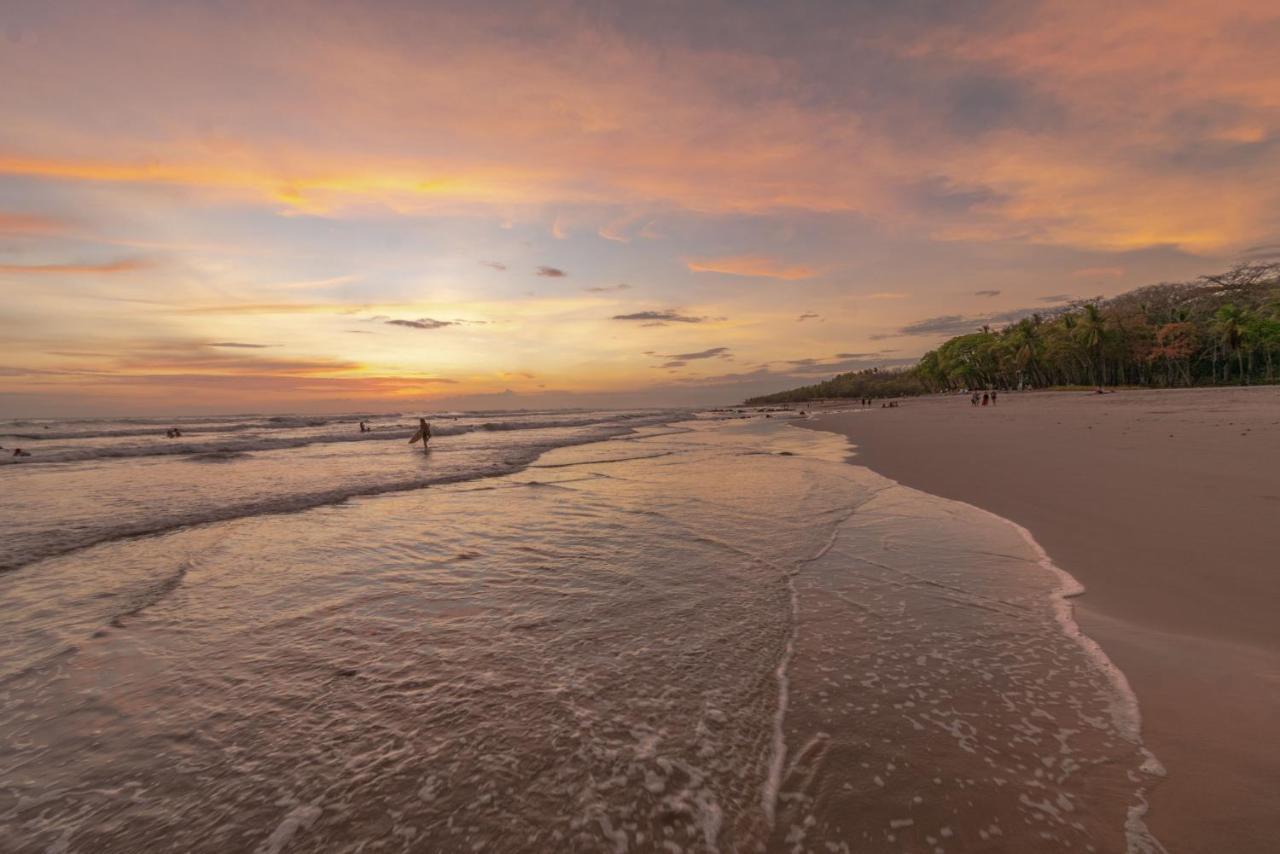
746,263,1280,403
745,367,927,404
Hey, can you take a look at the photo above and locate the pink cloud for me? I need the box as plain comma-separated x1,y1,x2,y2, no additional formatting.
687,255,818,280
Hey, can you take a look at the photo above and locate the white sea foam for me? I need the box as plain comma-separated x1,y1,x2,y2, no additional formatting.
0,411,681,571
0,415,1169,852
948,502,1168,854
256,804,321,854
762,514,849,829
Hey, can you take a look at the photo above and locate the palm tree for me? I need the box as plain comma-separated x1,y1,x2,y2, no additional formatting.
1076,304,1107,391
1213,304,1250,384
1010,317,1041,389
1248,309,1280,380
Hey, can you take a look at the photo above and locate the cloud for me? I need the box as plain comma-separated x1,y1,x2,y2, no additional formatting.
91,371,457,389
0,258,149,275
5,0,1280,257
900,176,1008,217
612,310,707,324
8,1,1280,416
482,261,507,271
797,312,820,321
0,366,114,378
943,74,1063,139
897,304,1069,337
101,344,366,376
586,283,632,293
861,292,911,301
209,342,273,349
1071,266,1125,279
0,213,68,235
536,266,566,277
385,317,454,330
661,360,686,368
598,221,631,242
1240,242,1280,260
974,289,1001,297
897,315,987,336
10,339,462,402
271,274,360,291
687,255,818,281
663,347,730,361
679,354,918,386
178,302,359,315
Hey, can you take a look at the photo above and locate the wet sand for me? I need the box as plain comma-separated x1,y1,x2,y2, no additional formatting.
802,387,1280,853
1,417,1164,852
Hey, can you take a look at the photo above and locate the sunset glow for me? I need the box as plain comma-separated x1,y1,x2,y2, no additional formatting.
4,0,1279,413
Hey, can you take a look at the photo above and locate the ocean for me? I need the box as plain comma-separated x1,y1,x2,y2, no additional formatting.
0,410,1164,852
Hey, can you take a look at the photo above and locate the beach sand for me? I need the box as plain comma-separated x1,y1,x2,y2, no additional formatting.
802,387,1280,854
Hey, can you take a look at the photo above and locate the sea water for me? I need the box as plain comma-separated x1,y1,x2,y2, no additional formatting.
0,413,1163,852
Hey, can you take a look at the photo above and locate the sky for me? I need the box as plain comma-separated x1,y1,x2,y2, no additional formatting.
3,0,1280,415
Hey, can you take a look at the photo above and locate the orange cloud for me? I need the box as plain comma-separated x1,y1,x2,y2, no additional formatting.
0,258,150,274
0,155,559,215
7,338,463,401
1072,266,1126,279
0,213,68,235
687,255,819,280
4,1,1276,253
13,0,1280,252
5,370,459,403
174,302,365,315
5,0,1280,419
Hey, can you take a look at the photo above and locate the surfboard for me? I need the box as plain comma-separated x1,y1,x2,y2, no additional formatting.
409,427,424,444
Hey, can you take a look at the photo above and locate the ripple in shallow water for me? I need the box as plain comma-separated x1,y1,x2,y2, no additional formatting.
0,419,1162,852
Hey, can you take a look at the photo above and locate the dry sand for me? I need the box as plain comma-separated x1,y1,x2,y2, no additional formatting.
801,387,1280,854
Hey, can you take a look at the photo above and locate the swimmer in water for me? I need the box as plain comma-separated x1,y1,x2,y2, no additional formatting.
409,418,432,453
13,448,31,457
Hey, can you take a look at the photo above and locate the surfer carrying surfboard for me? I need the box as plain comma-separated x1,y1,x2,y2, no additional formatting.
409,418,432,453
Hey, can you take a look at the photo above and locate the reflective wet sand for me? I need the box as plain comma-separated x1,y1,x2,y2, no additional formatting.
0,419,1160,852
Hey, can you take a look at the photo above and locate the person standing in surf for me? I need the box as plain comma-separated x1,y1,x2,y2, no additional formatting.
409,418,432,453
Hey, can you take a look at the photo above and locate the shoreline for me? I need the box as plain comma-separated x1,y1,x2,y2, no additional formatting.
971,498,1167,853
800,387,1280,854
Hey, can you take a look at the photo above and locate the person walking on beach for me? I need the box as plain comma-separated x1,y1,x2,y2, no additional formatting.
982,392,989,406
991,391,998,406
409,418,432,453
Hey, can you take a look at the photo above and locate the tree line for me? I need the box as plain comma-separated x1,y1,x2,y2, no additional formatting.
746,263,1280,404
